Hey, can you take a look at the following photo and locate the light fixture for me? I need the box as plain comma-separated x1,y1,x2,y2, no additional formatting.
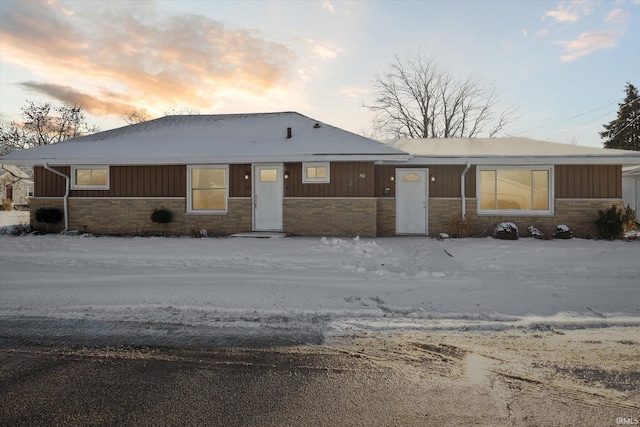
284,172,289,180
244,172,250,180
430,174,436,182
390,174,395,182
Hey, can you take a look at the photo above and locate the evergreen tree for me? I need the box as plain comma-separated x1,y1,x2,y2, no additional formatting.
600,82,640,151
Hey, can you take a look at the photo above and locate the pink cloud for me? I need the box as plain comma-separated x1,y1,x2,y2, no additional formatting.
0,1,298,117
558,31,618,62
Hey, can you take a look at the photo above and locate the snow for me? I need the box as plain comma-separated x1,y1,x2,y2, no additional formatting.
1,234,639,346
0,113,407,166
385,137,640,165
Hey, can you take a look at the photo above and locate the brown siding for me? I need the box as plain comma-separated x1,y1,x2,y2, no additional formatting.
555,165,621,198
34,165,186,198
374,164,476,198
284,162,374,197
229,164,251,198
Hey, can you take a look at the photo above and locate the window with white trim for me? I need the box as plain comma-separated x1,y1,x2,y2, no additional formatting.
302,162,330,183
187,165,228,213
71,166,109,190
478,166,553,215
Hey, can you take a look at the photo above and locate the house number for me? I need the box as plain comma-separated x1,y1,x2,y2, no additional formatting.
359,173,366,179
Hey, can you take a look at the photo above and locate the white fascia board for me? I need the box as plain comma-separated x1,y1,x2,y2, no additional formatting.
397,155,640,166
2,153,411,166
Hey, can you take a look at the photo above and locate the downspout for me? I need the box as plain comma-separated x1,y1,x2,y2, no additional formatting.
43,163,69,233
460,162,471,220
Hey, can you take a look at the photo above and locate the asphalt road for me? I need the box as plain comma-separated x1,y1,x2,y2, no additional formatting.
2,331,637,427
1,340,505,427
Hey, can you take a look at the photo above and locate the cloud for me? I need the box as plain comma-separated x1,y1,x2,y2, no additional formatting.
558,31,619,61
337,87,368,99
322,1,335,14
605,8,630,25
544,1,591,23
18,82,141,116
306,39,343,60
0,0,298,117
555,5,629,62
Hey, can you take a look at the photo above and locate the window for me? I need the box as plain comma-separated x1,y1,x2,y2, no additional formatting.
71,166,109,189
27,186,34,198
187,165,228,213
478,166,553,214
402,173,421,182
303,162,330,183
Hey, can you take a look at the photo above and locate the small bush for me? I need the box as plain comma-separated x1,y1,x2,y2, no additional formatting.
151,207,172,224
622,205,637,232
527,225,543,239
35,207,63,224
1,198,12,211
448,217,474,238
34,207,63,233
594,205,624,240
151,207,172,236
494,222,518,240
553,224,573,239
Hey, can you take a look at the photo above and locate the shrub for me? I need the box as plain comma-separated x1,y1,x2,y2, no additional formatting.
448,216,474,238
553,224,573,239
151,207,172,236
594,205,624,240
622,205,637,232
527,225,543,239
494,222,518,240
151,208,172,224
34,207,63,233
1,198,12,211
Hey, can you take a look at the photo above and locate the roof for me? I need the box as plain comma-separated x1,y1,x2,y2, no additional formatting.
384,137,640,165
0,112,409,166
0,164,33,182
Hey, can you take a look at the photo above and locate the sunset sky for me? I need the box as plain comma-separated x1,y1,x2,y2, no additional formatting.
1,0,638,148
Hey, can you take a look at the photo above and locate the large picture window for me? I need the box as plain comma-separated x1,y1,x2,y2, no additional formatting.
187,165,228,213
71,166,109,190
478,167,553,214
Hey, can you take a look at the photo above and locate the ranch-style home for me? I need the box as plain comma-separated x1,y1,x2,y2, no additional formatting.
1,112,639,238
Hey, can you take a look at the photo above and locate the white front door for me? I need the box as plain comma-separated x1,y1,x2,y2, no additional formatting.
396,169,428,234
253,164,283,231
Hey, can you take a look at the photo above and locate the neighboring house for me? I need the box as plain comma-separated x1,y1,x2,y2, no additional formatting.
1,112,639,237
622,165,640,220
0,164,34,207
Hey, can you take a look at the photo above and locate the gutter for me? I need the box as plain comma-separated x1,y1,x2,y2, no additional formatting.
460,162,471,220
43,163,69,233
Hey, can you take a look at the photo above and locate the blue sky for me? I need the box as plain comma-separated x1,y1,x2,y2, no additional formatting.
1,0,638,147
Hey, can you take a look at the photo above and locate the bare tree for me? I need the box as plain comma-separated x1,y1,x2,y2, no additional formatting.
365,54,516,139
1,101,99,156
121,109,151,125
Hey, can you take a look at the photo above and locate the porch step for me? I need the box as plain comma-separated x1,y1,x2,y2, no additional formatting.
230,232,288,239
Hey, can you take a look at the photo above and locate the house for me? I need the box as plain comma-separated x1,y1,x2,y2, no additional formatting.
0,165,34,207
622,166,640,220
1,112,639,238
379,138,640,237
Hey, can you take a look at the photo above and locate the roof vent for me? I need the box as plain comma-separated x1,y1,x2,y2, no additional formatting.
313,123,321,129
287,127,292,139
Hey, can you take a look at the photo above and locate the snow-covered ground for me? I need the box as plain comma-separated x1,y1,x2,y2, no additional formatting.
0,234,639,346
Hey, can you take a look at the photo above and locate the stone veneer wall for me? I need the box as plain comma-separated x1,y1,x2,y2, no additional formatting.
376,198,396,237
430,198,624,238
283,198,377,237
30,196,622,238
30,197,252,236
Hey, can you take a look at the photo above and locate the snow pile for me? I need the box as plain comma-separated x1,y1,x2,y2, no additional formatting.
1,234,639,346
